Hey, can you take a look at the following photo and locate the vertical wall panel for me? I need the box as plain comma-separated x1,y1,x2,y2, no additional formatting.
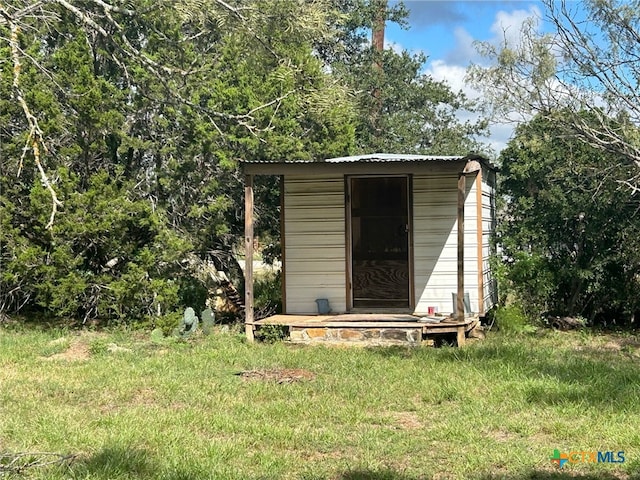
481,167,498,312
284,175,346,314
413,173,480,315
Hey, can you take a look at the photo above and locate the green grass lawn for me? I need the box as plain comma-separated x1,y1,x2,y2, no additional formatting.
1,324,639,479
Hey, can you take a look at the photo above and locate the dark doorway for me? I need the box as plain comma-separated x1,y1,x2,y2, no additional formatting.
349,176,410,309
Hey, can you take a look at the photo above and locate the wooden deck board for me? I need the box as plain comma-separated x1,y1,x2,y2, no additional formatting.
254,313,478,331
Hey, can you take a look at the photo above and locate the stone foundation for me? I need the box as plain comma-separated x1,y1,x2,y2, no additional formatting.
289,326,422,345
253,314,480,347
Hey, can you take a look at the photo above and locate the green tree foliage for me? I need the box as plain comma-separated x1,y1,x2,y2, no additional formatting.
497,113,640,325
0,0,355,323
1,0,492,324
469,0,640,168
1,168,190,321
327,0,490,155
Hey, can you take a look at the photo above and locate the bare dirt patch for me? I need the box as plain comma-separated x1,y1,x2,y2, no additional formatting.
236,368,315,384
41,332,109,362
130,387,157,407
486,428,518,443
387,411,423,430
44,339,91,362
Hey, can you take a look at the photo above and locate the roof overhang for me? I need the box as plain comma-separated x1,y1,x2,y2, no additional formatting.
241,153,494,176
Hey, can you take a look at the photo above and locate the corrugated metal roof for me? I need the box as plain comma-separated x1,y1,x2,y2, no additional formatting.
241,153,496,173
242,153,469,164
325,153,463,163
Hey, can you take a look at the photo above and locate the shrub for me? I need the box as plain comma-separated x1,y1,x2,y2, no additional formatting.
255,324,289,343
494,305,537,334
496,113,640,326
0,169,192,325
254,271,282,316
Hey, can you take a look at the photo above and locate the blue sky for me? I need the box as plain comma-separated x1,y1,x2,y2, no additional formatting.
388,1,546,61
385,1,550,153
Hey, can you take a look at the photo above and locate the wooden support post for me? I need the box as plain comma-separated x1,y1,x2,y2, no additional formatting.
244,174,255,342
456,326,466,347
457,173,465,321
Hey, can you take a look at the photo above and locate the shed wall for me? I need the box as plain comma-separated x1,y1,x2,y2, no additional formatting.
281,169,495,316
413,173,482,315
283,175,346,314
481,167,498,312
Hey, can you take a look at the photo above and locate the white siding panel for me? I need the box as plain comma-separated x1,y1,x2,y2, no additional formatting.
286,221,344,234
462,174,480,314
481,167,498,311
286,244,344,260
281,168,495,316
284,174,346,314
413,173,481,315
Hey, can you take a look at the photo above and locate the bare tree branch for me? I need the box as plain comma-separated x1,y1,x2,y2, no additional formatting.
468,0,640,172
8,18,62,229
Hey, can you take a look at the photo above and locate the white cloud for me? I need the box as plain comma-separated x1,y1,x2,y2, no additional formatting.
490,6,542,49
424,59,510,155
384,5,544,156
425,60,478,98
486,123,516,154
421,6,543,156
439,5,542,69
444,26,479,65
385,39,405,55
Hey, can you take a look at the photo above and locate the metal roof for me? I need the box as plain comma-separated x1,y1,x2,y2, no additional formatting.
240,153,495,174
242,153,478,164
324,153,464,163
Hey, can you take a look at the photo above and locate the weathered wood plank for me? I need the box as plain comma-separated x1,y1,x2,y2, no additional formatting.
352,260,409,304
256,314,477,328
476,170,485,316
244,174,255,342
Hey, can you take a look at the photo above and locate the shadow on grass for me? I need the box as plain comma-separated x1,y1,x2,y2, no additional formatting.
462,341,639,408
71,447,155,478
68,446,200,480
474,470,639,480
370,333,640,409
62,452,640,480
369,345,418,359
335,469,638,480
337,469,417,479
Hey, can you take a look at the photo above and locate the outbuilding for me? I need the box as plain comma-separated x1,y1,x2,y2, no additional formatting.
241,153,497,344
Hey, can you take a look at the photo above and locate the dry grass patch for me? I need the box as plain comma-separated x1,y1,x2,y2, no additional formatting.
236,368,316,383
387,411,423,431
129,387,157,407
42,338,91,362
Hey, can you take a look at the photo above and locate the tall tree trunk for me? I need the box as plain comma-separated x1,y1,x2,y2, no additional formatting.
372,0,385,56
371,0,386,135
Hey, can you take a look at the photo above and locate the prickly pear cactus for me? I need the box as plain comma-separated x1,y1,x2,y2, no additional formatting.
201,308,215,335
181,307,199,337
150,328,165,343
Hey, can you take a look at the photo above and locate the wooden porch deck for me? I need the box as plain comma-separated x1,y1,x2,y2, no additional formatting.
254,313,479,346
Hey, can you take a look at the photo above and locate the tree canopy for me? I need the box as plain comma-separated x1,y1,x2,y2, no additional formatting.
0,0,491,324
468,0,640,175
497,112,640,325
1,0,355,321
328,0,489,155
